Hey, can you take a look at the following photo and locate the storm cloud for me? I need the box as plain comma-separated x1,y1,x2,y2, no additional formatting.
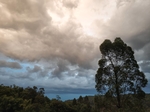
0,60,22,69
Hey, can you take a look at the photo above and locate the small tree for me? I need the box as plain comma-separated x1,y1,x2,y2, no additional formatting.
84,96,89,104
95,37,148,108
78,96,83,103
56,95,61,101
72,98,77,105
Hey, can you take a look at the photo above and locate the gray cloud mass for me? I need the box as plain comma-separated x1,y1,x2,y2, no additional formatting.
0,60,22,69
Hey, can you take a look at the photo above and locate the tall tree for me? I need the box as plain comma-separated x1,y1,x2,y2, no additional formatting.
95,37,148,108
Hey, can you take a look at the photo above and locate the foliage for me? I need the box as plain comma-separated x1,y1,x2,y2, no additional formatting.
0,84,150,112
0,84,93,112
95,38,148,109
0,84,47,112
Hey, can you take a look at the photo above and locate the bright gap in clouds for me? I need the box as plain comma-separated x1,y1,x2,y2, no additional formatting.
46,0,117,38
47,9,69,24
73,0,116,37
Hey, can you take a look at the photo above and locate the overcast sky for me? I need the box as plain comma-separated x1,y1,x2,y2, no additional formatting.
0,0,150,98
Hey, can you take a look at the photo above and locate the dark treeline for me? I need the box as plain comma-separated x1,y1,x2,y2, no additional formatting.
0,84,92,112
0,84,150,112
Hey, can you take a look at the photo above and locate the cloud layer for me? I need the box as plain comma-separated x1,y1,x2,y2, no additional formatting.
0,0,150,94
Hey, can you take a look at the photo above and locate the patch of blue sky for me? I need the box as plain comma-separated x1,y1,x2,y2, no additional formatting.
45,93,96,101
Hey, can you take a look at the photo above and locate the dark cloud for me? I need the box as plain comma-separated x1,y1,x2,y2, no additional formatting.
11,73,34,81
0,0,50,31
0,68,33,82
93,0,150,62
45,88,97,94
128,30,150,50
26,65,50,78
27,65,42,73
62,0,79,9
143,44,150,61
116,0,134,8
95,0,150,41
0,60,22,69
139,61,150,73
51,59,70,78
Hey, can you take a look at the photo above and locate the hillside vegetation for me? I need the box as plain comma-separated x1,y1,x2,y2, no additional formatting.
0,84,150,112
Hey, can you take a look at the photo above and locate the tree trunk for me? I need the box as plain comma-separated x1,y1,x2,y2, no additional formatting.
116,85,121,108
114,67,121,108
115,75,121,108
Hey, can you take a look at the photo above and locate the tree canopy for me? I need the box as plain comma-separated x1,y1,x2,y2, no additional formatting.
95,37,148,108
0,84,93,112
